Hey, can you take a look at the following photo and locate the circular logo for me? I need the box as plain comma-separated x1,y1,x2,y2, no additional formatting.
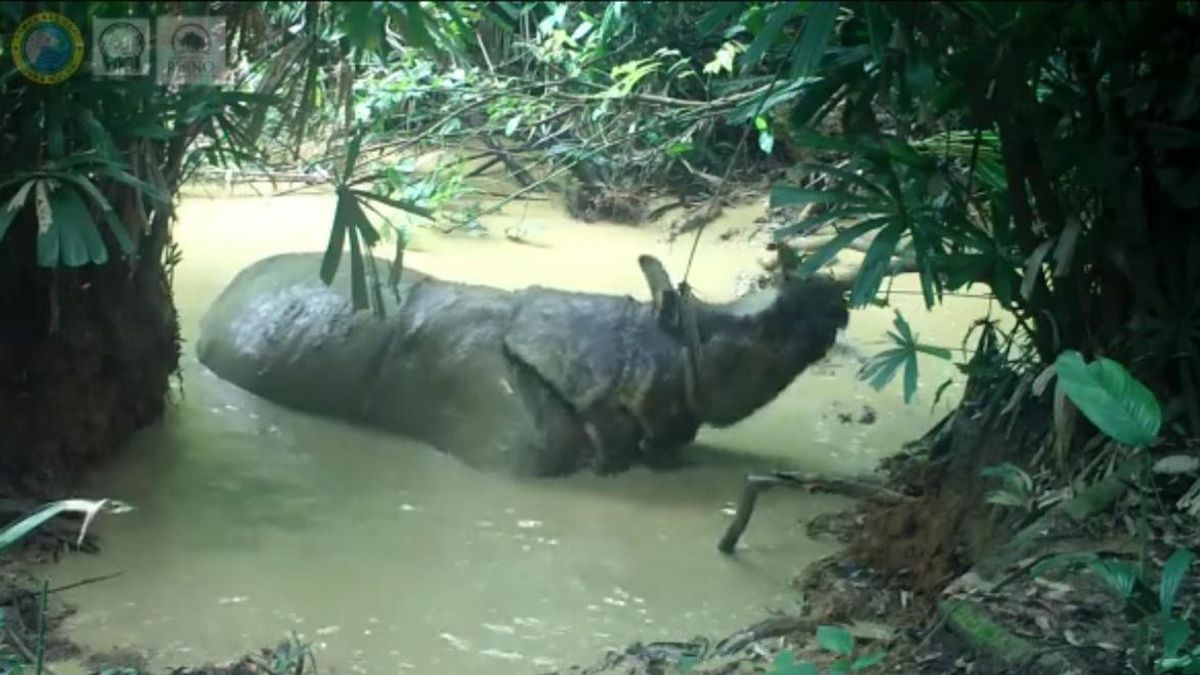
11,11,84,85
171,23,211,53
98,21,146,74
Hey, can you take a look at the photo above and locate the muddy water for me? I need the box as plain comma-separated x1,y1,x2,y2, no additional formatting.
42,186,996,674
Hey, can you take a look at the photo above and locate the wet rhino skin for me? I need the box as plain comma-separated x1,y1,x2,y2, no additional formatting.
196,252,848,477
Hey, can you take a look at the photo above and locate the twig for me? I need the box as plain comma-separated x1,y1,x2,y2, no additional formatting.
718,471,910,554
35,580,47,674
718,475,782,554
0,572,123,606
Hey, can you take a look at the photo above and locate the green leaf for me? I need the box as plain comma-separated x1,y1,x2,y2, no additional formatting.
1092,559,1139,599
505,115,523,137
770,186,876,208
915,344,953,359
54,187,108,266
342,130,365,185
903,348,918,403
698,2,744,35
790,217,889,275
0,498,130,551
860,347,907,391
790,2,839,79
789,77,842,128
849,222,904,306
350,190,436,220
346,219,369,311
863,3,890,61
1161,549,1196,618
397,3,436,50
850,651,888,671
932,377,954,411
1053,350,1163,447
93,165,171,205
1164,619,1192,660
771,650,821,675
321,191,352,285
759,129,776,154
0,180,34,245
1030,552,1101,578
741,2,798,70
816,625,855,655
794,161,889,199
666,141,694,156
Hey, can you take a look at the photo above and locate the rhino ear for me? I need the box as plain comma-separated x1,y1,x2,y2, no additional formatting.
637,255,680,331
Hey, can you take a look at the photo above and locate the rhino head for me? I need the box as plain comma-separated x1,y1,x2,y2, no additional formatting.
636,254,849,429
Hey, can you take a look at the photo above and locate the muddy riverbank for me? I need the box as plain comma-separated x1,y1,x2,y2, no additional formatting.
9,179,995,674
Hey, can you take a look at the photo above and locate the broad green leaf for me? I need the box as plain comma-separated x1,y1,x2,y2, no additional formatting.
863,3,890,61
698,2,745,35
321,190,352,285
0,179,34,245
741,2,798,70
350,190,436,220
1030,552,1101,578
666,141,694,156
1092,559,1139,599
859,347,907,391
790,128,878,155
397,3,436,50
76,107,120,161
505,115,522,137
789,77,842,128
1163,619,1192,660
773,205,887,239
790,217,890,274
932,377,954,411
984,491,1029,508
770,186,877,209
772,650,821,675
0,498,131,551
915,344,953,359
850,651,888,671
346,220,369,311
341,2,380,52
94,165,171,205
342,131,365,185
1054,350,1162,447
849,222,904,306
35,181,60,267
52,187,108,266
793,161,889,199
790,1,839,79
759,129,775,154
816,625,855,655
1161,549,1196,618
903,348,918,404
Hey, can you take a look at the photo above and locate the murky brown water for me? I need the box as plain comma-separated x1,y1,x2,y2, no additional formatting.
39,182,997,674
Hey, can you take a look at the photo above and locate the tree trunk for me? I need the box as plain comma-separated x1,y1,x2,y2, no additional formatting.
0,212,180,493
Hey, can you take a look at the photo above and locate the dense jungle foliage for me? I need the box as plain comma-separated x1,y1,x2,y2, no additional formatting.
2,1,1200,672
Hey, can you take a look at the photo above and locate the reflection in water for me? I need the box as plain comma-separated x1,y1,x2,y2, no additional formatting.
41,186,995,674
